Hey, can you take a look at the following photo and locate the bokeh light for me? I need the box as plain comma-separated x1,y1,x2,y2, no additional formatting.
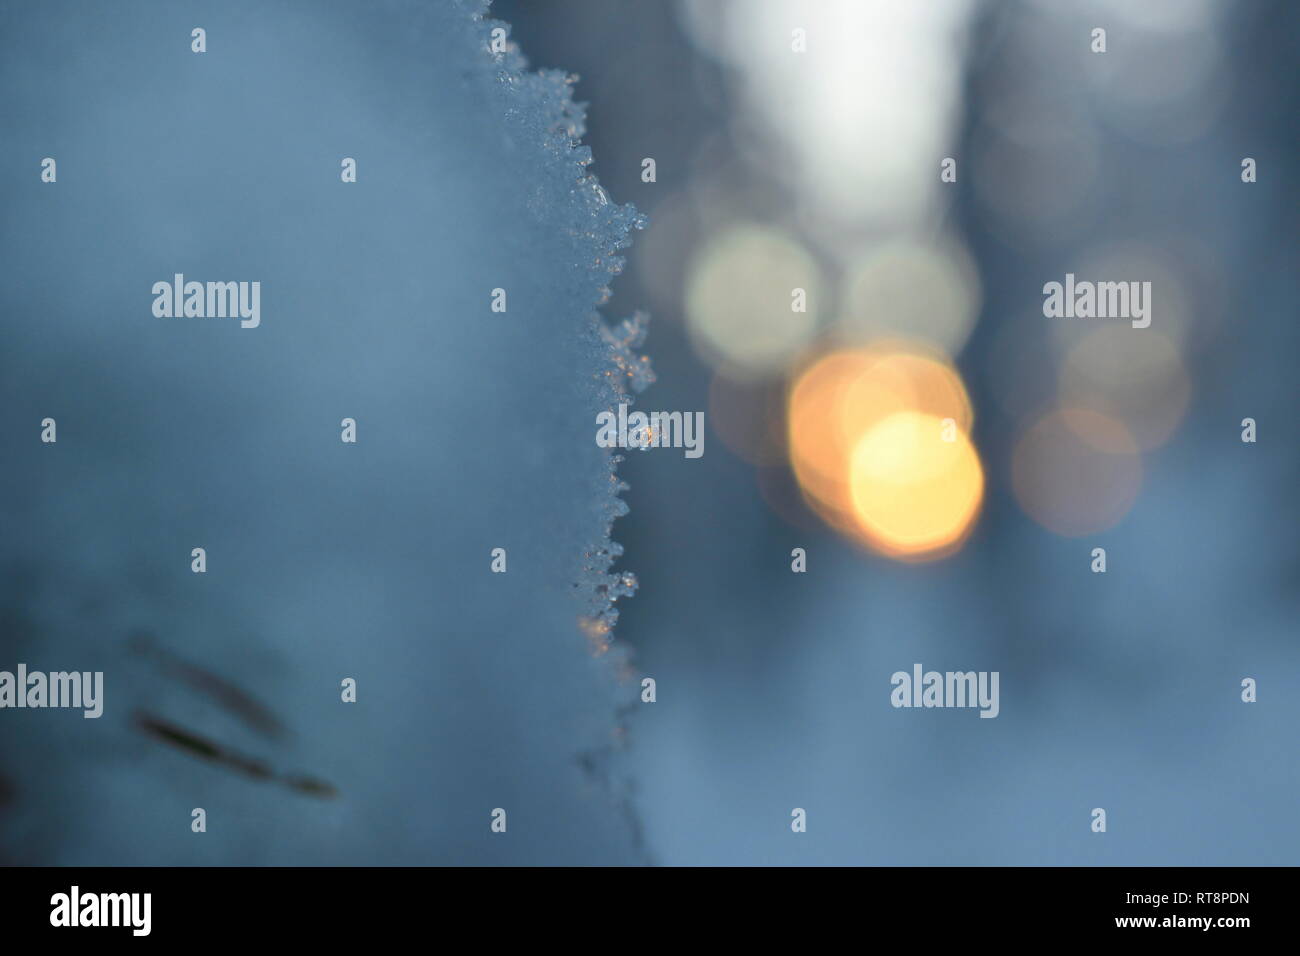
1059,327,1191,450
787,344,981,560
1012,408,1143,536
836,237,981,356
677,0,974,232
1051,241,1199,350
849,411,984,560
686,224,820,379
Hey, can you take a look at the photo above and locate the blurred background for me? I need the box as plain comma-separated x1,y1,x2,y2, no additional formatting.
496,0,1300,864
0,0,1296,867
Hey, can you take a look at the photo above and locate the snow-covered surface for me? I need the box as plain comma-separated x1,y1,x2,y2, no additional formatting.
0,0,649,864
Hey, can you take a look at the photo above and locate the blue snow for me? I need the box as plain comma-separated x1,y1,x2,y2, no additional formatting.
0,0,650,864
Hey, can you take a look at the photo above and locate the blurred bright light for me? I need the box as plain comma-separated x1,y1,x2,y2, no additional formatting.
850,411,984,560
787,344,980,560
837,237,981,356
677,0,975,231
686,224,820,379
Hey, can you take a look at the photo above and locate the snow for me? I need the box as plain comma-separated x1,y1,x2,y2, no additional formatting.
0,0,650,864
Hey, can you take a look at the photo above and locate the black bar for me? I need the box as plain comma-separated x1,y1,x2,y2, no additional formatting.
0,866,1275,941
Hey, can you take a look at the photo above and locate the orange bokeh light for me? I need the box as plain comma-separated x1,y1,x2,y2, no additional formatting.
787,343,983,560
849,411,984,560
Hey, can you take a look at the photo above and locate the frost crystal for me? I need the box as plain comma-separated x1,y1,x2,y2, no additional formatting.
0,0,650,864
